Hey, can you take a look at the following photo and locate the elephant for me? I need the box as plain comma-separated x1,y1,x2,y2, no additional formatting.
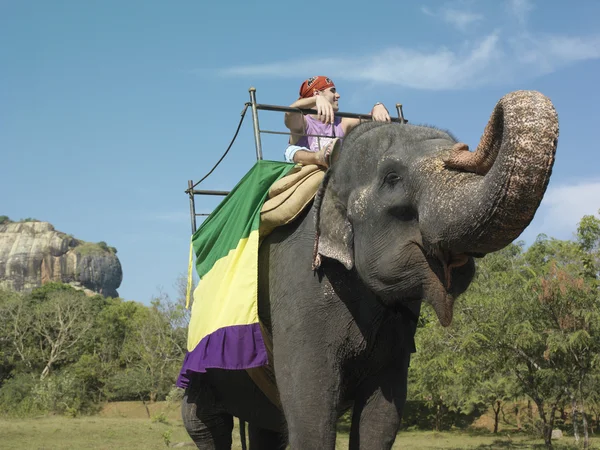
181,90,558,449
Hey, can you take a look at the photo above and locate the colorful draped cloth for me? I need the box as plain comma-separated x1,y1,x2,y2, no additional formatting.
177,160,295,388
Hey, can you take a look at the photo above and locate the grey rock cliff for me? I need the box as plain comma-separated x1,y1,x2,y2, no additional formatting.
0,221,122,297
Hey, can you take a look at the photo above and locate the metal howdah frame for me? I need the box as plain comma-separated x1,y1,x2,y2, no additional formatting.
186,87,408,233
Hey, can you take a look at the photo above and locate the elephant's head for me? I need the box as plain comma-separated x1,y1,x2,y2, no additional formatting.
314,90,558,326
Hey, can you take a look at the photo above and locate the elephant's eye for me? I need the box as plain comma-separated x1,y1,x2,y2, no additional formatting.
391,205,417,221
384,172,402,186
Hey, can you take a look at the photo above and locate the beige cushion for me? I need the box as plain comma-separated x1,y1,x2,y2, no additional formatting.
259,165,325,237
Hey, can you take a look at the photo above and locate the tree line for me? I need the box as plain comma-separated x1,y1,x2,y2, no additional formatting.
0,281,189,417
408,212,600,448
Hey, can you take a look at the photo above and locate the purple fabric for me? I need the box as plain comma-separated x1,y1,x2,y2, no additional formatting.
296,116,344,152
177,322,268,388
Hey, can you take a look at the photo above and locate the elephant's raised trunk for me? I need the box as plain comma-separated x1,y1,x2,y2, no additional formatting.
420,90,558,255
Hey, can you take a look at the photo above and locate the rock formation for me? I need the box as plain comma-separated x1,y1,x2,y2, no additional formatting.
0,221,122,297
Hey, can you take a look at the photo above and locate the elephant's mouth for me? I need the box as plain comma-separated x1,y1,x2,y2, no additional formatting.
415,243,469,292
419,246,473,326
364,243,472,326
434,249,469,290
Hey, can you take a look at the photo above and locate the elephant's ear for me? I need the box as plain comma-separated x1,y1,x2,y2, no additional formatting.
313,170,354,270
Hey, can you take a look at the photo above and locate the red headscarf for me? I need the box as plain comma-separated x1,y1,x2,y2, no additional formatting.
298,76,335,99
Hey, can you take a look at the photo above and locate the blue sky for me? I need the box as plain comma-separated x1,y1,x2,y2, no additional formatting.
2,0,599,304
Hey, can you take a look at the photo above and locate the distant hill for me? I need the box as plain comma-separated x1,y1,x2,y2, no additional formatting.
0,219,122,297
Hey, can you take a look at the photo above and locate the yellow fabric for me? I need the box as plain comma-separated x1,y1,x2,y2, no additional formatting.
185,163,324,353
187,230,260,351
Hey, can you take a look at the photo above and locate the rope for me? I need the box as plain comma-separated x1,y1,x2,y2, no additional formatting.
190,104,250,191
185,105,250,308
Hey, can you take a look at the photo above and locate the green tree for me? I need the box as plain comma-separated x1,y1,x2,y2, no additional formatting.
0,289,36,376
0,282,190,416
32,289,96,379
119,294,186,402
409,309,469,431
456,215,600,449
457,244,561,447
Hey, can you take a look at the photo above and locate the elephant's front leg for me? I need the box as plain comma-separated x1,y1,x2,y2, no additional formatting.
349,363,410,450
275,355,341,449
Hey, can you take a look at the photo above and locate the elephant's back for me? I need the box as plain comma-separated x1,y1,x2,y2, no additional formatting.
257,204,318,329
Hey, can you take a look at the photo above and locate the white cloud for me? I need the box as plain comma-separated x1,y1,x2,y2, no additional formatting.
219,31,600,90
510,33,600,75
214,0,598,91
508,0,534,26
221,34,502,90
422,5,483,32
521,181,600,242
421,6,434,17
442,8,484,31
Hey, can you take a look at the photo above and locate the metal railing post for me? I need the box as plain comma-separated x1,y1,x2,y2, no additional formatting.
248,87,263,160
188,180,197,234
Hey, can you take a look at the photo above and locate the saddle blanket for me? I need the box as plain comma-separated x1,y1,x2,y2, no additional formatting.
177,160,324,389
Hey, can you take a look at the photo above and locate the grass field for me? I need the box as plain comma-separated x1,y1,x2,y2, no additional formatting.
1,402,597,449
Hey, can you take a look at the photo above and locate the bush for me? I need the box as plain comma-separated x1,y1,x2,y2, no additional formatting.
31,373,80,415
165,387,185,404
400,401,483,431
0,373,38,417
31,371,100,416
152,412,169,424
162,430,173,447
74,241,117,256
104,368,153,402
95,242,118,254
0,215,11,224
28,282,79,302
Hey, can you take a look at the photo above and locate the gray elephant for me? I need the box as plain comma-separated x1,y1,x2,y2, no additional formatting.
181,91,558,449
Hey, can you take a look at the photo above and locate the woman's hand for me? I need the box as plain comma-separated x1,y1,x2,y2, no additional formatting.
371,103,391,122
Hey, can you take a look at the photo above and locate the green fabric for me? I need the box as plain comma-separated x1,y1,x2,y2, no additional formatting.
193,160,295,278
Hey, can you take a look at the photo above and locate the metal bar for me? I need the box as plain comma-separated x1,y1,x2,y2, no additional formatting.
249,87,263,160
253,129,339,138
190,189,230,196
188,180,197,234
252,103,406,123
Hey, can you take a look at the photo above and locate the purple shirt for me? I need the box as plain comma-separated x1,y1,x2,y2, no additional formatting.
296,116,345,152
